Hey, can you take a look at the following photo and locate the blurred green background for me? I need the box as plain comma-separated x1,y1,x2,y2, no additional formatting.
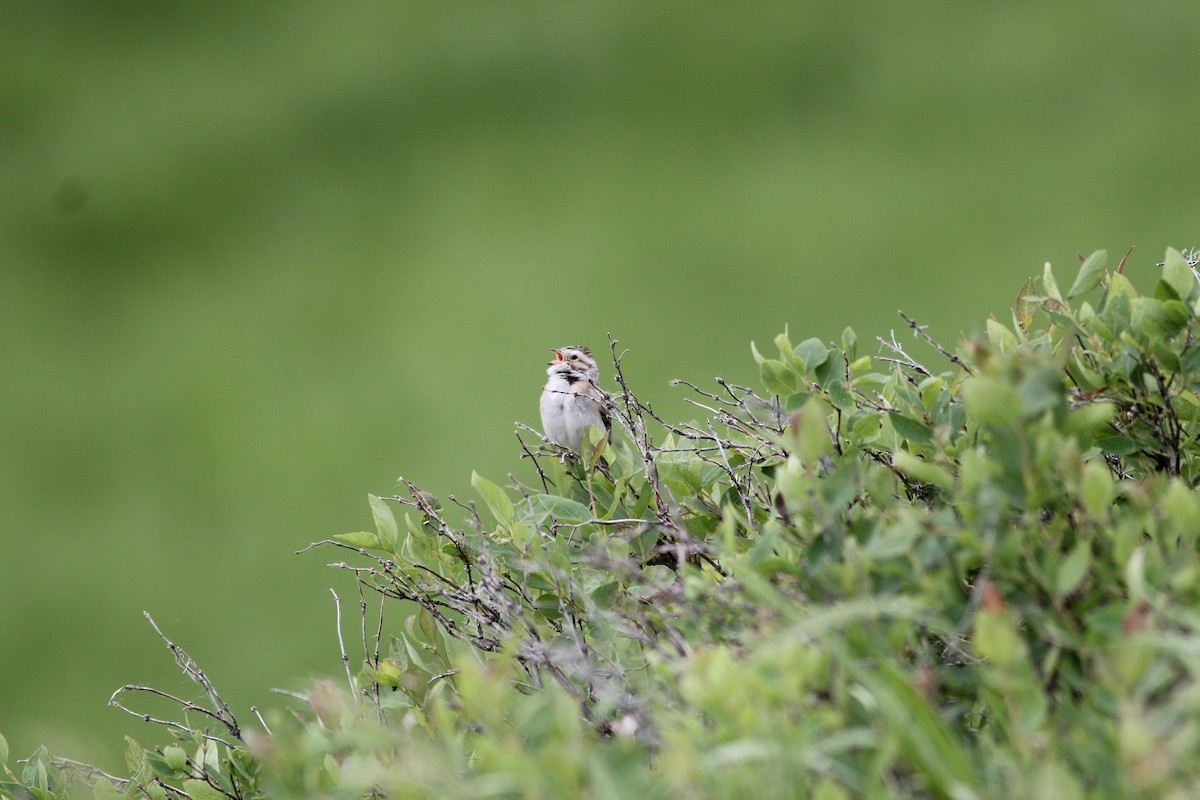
3,2,1199,771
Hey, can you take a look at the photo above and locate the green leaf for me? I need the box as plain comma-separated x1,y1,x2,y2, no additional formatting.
986,317,1019,352
471,471,515,526
0,730,7,765
846,655,981,798
163,744,187,772
864,523,917,560
793,396,831,464
630,528,659,559
974,607,1023,667
661,460,702,495
584,426,610,471
1107,270,1137,300
893,451,953,489
960,376,1021,426
509,522,532,548
1162,247,1196,299
793,337,830,375
524,494,593,525
1095,435,1142,456
418,607,440,646
759,358,797,397
849,410,882,442
400,631,438,674
813,353,839,386
1063,402,1115,435
228,749,258,784
183,779,228,800
123,736,147,776
1042,261,1063,303
402,515,441,566
1067,249,1107,298
774,327,793,361
1016,365,1064,418
1162,478,1200,537
93,777,124,800
590,581,619,609
369,494,399,548
826,378,854,411
841,326,857,360
918,376,945,411
200,740,222,777
750,340,766,365
369,657,403,688
1102,291,1132,335
21,747,48,790
144,749,175,779
1014,276,1038,329
814,778,853,800
1029,763,1084,800
887,411,933,445
1056,542,1091,598
333,531,380,549
321,753,341,789
1079,462,1113,517
1013,679,1049,736
1132,297,1187,340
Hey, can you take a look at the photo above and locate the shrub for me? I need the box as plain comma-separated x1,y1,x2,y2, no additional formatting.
5,248,1200,799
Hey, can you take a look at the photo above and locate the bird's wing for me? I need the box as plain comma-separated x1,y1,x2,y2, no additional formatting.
582,380,613,434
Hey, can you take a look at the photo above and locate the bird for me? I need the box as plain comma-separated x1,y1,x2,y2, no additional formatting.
539,345,612,457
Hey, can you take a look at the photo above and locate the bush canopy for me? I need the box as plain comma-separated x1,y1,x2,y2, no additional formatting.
6,249,1200,799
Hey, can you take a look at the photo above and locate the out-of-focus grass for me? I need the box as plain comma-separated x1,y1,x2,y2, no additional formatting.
2,2,1199,770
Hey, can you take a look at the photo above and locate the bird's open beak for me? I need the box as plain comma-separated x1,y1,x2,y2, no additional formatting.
548,349,564,365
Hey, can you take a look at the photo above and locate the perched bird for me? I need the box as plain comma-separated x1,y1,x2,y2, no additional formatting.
539,345,611,456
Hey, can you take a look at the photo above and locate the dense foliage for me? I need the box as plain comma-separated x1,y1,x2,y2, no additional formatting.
6,249,1200,799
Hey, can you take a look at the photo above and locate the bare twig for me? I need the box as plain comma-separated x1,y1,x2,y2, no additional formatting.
107,684,237,747
107,613,242,746
515,428,552,492
250,705,272,735
608,334,680,532
876,330,933,378
330,589,356,700
900,311,972,374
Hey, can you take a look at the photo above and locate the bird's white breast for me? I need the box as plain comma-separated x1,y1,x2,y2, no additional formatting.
540,377,604,454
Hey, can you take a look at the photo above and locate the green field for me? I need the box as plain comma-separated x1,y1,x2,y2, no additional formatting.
3,3,1199,771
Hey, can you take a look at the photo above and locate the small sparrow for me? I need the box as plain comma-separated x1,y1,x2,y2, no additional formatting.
540,345,612,456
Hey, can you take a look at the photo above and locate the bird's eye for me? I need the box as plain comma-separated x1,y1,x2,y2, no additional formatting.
570,355,578,361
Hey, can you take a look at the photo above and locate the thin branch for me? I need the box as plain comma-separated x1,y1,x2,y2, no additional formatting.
876,330,933,378
107,685,236,747
106,613,242,746
250,706,272,735
330,589,356,700
900,311,973,374
516,428,552,492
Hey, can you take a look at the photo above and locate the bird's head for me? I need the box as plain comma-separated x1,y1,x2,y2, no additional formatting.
547,345,599,382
